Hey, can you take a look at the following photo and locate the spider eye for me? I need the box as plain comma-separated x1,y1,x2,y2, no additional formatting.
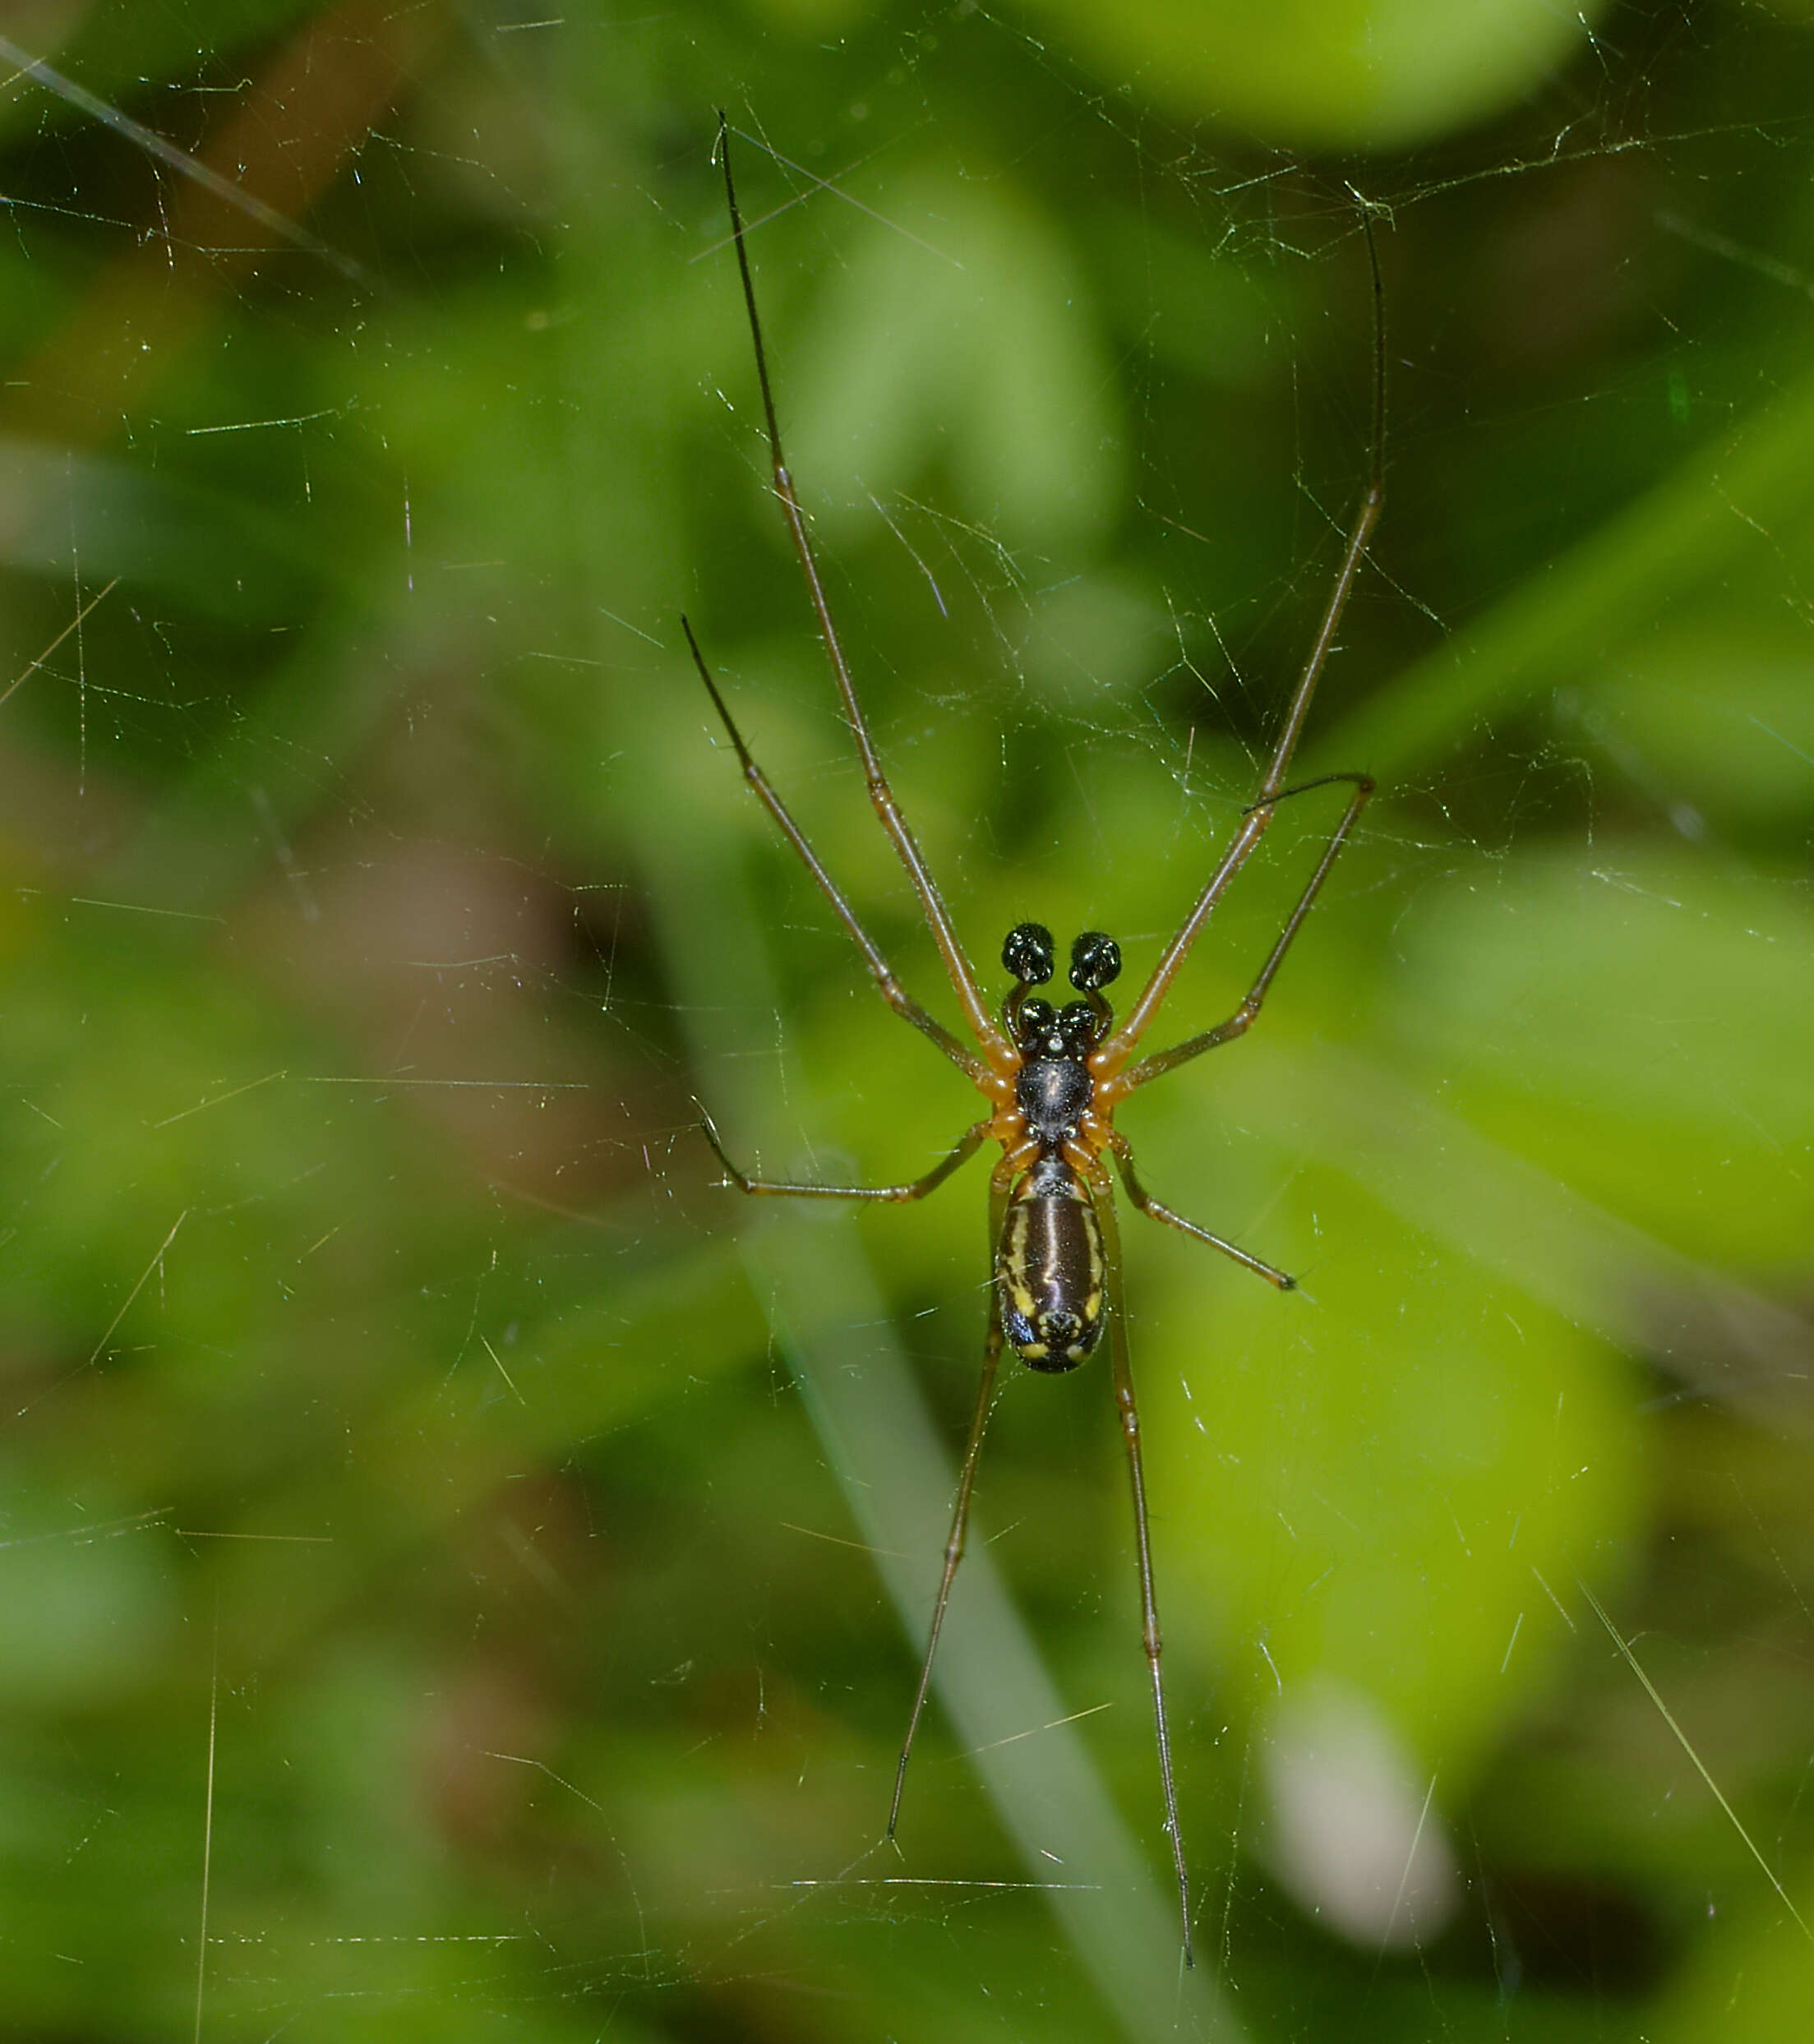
1069,930,1121,993
1003,922,1055,986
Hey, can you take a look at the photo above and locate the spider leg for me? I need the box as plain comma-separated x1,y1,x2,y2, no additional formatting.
1105,1127,1294,1290
715,116,1010,1066
1105,771,1373,1098
683,621,986,1083
1101,212,1386,1070
888,1154,1013,1836
1088,1167,1194,1967
702,1110,988,1202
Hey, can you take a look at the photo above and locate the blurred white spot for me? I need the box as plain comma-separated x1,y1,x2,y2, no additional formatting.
1260,1679,1459,1949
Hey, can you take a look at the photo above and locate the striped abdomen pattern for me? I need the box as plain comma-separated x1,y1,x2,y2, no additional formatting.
996,1154,1105,1372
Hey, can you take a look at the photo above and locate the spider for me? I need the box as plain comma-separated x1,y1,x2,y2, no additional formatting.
685,116,1382,1968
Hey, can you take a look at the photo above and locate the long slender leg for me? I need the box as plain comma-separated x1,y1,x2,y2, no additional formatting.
1090,1173,1194,1967
1105,770,1373,1098
1101,213,1387,1070
888,1157,1013,1835
1105,1128,1294,1290
703,1111,987,1202
683,621,985,1082
714,116,1010,1065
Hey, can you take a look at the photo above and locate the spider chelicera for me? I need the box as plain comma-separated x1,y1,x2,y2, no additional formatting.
686,117,1382,1968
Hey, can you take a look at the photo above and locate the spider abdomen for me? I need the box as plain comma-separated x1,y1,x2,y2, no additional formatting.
996,1155,1105,1372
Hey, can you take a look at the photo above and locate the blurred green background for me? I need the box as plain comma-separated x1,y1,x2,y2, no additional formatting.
3,1,1814,2037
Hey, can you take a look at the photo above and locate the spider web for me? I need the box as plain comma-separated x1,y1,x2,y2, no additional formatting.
2,3,1812,2040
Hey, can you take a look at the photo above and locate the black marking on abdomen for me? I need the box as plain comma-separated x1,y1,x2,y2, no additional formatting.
996,1156,1105,1373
